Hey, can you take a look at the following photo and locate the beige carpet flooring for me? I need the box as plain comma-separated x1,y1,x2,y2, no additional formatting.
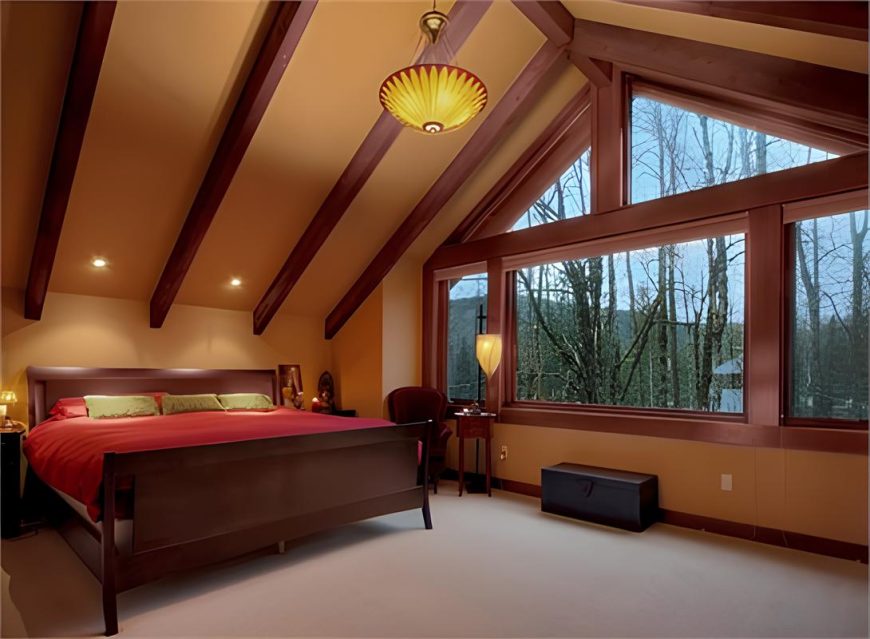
1,483,867,638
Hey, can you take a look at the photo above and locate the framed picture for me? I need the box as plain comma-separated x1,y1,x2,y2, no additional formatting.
278,364,303,409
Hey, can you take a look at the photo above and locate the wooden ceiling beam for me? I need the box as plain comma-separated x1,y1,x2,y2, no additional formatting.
24,1,116,321
428,152,868,271
444,85,590,245
571,18,868,136
511,0,573,45
252,0,491,335
324,41,567,340
512,1,612,89
149,1,317,328
617,1,869,42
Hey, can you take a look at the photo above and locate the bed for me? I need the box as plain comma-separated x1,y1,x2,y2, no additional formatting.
24,366,433,636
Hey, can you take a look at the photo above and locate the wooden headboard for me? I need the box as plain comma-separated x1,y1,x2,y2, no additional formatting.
27,367,279,427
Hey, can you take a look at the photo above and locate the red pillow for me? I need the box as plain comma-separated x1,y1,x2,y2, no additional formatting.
49,392,168,419
48,397,88,418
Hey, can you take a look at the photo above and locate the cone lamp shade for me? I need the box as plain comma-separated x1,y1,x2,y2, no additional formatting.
476,334,502,379
379,9,487,135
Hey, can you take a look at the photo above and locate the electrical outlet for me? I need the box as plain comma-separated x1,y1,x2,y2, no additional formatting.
500,445,508,461
720,473,733,491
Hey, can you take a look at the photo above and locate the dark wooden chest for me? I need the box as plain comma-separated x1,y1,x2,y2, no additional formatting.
541,462,659,532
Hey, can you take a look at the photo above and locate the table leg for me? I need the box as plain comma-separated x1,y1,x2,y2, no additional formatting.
485,434,492,497
458,432,464,497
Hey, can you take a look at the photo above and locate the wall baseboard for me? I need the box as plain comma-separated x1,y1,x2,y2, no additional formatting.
441,471,868,564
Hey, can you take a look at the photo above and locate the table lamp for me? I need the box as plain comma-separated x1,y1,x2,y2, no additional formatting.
0,391,18,428
476,334,503,379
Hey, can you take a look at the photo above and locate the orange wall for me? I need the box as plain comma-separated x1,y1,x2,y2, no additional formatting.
447,422,868,545
1,289,331,422
331,285,384,419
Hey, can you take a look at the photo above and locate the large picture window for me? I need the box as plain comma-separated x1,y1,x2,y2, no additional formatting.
511,149,591,231
447,274,488,402
630,94,836,204
790,209,869,422
515,233,745,413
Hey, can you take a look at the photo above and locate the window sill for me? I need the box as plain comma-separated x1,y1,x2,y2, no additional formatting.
498,405,867,455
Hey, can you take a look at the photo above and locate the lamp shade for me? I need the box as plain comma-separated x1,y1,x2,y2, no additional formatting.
379,64,487,135
476,334,502,379
0,391,16,405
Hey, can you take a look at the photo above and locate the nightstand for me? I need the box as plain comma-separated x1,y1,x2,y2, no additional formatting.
456,412,495,497
333,409,357,417
1,426,24,538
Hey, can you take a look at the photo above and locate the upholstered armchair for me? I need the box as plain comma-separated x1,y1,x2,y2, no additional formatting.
386,386,452,493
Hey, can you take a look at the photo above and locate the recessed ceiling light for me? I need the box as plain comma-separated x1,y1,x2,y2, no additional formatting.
92,257,108,268
230,278,242,287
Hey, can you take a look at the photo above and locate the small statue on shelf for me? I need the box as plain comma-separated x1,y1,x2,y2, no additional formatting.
312,371,336,414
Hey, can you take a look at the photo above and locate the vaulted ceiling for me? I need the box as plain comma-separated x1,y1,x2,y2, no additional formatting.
2,1,866,336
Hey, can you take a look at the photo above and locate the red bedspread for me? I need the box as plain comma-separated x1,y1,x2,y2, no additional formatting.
24,408,394,521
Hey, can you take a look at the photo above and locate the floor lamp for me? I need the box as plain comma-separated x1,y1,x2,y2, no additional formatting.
466,334,502,492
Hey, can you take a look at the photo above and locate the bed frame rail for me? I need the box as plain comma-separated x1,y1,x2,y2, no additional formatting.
99,421,431,635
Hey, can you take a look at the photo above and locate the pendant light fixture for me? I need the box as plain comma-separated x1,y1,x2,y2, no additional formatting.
379,5,487,135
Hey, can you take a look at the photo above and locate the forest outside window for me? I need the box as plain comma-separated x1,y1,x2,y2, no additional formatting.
511,148,591,231
447,273,488,403
790,208,869,423
514,232,746,413
630,92,837,204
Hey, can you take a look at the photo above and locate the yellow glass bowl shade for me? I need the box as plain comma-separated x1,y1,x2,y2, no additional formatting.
379,64,487,134
0,391,16,405
476,334,502,379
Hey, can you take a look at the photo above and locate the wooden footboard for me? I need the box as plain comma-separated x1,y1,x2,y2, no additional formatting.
98,421,431,635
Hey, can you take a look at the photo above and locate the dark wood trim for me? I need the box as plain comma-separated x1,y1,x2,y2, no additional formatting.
325,42,568,339
445,86,591,244
631,78,866,155
659,510,869,564
511,0,573,46
498,406,868,454
512,0,613,89
746,205,783,427
568,53,612,88
591,70,626,212
148,1,316,329
24,2,116,321
571,18,868,138
427,153,869,271
617,1,869,42
494,478,868,563
252,0,491,336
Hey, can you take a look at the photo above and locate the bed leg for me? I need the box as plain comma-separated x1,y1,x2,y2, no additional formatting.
421,421,433,530
102,453,119,636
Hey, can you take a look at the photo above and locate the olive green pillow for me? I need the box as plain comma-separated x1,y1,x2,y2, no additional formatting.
217,393,275,411
84,395,160,419
162,394,225,415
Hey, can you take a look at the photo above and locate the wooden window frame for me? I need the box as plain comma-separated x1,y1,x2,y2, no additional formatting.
781,189,870,430
423,72,868,454
505,217,749,420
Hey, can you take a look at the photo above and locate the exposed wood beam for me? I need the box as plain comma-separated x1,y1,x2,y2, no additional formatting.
571,18,868,137
252,0,491,335
325,41,567,340
511,0,573,45
24,1,116,321
445,85,590,244
618,1,869,42
568,52,612,87
512,0,613,88
427,152,868,271
149,1,317,328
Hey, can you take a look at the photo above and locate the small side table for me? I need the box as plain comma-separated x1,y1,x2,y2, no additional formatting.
1,426,25,538
332,409,357,417
457,412,494,497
